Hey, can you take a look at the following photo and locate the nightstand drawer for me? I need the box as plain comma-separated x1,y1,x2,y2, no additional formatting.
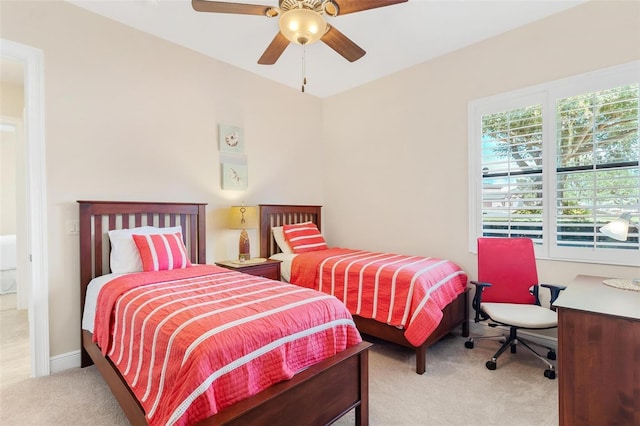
241,263,280,280
215,259,282,281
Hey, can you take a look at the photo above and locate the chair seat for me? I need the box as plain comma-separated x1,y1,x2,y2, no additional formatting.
481,302,557,328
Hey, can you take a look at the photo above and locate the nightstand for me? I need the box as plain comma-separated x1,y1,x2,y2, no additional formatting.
215,258,282,281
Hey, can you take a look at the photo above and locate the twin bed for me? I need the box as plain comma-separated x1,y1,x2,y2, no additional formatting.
80,201,469,425
79,201,370,426
259,204,469,375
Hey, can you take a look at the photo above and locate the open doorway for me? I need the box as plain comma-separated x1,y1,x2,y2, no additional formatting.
0,39,49,378
1,115,30,385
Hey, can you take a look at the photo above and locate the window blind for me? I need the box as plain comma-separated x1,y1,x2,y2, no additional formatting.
469,62,640,265
480,105,544,242
555,84,639,251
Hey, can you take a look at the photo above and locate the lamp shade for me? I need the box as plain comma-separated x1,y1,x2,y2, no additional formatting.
229,206,258,230
599,213,631,241
278,8,327,45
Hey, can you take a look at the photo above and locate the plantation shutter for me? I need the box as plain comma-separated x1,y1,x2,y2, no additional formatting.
555,83,640,251
480,105,544,243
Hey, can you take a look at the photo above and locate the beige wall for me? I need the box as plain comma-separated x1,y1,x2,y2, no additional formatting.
0,82,24,235
322,0,640,286
1,81,27,309
0,0,638,362
0,126,17,235
0,125,17,235
1,1,325,357
0,81,24,117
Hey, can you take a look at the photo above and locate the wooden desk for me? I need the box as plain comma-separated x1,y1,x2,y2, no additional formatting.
554,275,640,425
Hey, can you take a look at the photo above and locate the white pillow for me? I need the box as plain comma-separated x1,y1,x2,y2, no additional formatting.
269,252,297,282
271,225,293,254
108,226,182,273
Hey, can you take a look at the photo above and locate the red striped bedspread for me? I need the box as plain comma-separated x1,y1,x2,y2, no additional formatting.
290,248,468,347
92,264,362,426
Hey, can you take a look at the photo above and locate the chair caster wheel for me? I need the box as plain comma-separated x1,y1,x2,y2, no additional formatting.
547,351,556,360
465,340,474,349
486,360,497,370
544,369,556,379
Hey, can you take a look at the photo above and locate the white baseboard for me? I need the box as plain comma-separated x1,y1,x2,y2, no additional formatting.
50,350,81,374
468,322,558,351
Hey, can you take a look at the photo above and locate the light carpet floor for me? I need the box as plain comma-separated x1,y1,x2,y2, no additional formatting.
0,332,557,425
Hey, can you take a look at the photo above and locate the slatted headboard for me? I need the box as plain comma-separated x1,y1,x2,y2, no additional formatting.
78,200,207,317
259,204,322,258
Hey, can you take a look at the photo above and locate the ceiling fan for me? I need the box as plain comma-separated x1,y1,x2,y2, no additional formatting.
191,0,408,65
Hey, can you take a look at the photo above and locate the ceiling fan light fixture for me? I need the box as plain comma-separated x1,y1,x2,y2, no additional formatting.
265,7,279,18
322,1,338,17
279,8,327,45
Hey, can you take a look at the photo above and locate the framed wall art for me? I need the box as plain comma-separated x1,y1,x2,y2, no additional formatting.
221,162,248,190
218,124,244,154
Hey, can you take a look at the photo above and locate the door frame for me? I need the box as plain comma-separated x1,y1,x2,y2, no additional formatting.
1,38,49,377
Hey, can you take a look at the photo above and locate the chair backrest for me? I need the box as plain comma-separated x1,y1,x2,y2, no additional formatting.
477,237,538,304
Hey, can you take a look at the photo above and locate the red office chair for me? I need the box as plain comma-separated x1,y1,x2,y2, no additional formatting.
465,237,566,379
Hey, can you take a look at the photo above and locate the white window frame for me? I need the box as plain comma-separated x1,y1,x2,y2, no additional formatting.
469,61,640,266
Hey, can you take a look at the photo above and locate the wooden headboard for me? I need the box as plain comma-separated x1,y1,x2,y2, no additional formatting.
78,200,207,317
259,204,322,258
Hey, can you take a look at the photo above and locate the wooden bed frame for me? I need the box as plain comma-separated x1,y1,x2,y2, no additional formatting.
78,200,371,426
259,204,469,375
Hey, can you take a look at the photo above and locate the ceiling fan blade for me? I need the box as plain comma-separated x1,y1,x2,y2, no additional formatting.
258,32,290,65
331,0,407,16
321,25,366,62
191,0,274,16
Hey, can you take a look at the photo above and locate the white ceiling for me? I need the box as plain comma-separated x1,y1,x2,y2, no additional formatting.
10,1,586,97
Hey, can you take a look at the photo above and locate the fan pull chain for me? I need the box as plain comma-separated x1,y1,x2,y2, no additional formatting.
301,44,307,93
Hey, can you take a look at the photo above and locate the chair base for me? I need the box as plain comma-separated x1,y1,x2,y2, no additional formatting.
465,326,557,379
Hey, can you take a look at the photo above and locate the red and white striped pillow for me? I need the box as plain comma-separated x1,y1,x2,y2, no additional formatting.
132,233,192,271
283,222,327,253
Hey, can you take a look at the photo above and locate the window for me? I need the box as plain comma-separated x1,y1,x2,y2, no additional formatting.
469,62,639,266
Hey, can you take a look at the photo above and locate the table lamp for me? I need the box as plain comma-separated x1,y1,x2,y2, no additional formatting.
599,212,639,289
229,205,258,262
599,212,632,241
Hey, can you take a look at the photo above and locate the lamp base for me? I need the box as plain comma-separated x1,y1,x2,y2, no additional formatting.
238,229,250,262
